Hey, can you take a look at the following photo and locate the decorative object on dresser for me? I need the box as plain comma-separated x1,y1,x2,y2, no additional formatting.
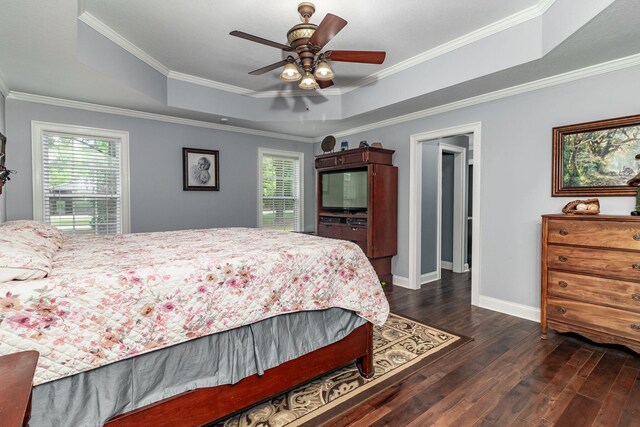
316,146,398,286
182,147,220,191
541,214,640,353
321,135,336,153
561,198,600,214
627,153,640,215
552,114,640,197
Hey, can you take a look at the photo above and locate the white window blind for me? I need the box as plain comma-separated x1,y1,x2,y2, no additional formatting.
260,151,303,232
36,127,127,235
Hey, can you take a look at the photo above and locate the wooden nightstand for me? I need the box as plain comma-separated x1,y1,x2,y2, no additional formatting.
0,351,39,427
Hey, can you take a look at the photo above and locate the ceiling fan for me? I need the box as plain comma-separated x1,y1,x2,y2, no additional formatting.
230,2,386,90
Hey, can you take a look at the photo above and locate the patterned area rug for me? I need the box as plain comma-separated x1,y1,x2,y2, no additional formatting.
215,313,470,427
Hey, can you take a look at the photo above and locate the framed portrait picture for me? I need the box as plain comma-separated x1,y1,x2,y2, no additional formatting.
552,114,640,197
182,147,220,191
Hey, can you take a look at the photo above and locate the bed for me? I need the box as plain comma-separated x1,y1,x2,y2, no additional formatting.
0,221,389,426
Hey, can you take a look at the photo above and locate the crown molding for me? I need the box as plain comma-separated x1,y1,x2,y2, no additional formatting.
78,12,170,76
325,52,640,140
537,0,556,14
342,0,557,93
6,92,314,143
0,71,9,97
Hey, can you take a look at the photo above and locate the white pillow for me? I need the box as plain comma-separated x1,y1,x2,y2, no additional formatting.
0,232,55,282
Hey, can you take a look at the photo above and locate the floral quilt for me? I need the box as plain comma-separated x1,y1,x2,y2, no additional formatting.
0,228,389,385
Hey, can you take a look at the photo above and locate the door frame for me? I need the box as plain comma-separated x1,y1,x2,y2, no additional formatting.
408,122,481,306
436,143,466,275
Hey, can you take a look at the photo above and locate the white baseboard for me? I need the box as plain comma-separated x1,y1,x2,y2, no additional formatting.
421,271,439,284
441,261,453,270
478,295,540,322
392,272,440,289
392,275,412,289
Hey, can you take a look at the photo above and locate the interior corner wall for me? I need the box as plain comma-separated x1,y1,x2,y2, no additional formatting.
0,91,5,223
4,100,316,232
319,63,640,310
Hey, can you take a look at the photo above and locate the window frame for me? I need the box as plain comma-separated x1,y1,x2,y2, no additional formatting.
257,147,304,232
31,121,131,234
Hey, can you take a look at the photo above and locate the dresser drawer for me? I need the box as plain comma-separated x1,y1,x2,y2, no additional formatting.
337,150,367,166
548,271,640,312
547,219,640,250
547,297,640,342
547,245,640,281
315,157,337,169
317,223,367,253
317,223,344,239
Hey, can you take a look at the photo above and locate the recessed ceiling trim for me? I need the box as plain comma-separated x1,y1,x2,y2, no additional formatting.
6,92,314,143
79,1,556,99
78,12,170,76
323,52,640,140
341,0,557,94
167,71,254,95
168,71,343,98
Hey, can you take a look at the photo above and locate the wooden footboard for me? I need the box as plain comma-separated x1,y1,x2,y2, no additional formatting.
106,322,373,427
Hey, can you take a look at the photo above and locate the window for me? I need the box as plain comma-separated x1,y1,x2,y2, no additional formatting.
258,148,304,232
32,122,130,235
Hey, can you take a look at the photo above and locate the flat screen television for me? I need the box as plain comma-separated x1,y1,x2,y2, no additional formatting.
321,170,368,213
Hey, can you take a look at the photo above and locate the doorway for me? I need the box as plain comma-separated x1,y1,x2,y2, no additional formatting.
408,122,481,306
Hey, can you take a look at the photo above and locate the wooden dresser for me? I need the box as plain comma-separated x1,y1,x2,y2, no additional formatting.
541,214,640,353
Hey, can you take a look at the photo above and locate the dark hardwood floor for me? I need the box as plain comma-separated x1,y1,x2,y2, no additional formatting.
331,270,640,426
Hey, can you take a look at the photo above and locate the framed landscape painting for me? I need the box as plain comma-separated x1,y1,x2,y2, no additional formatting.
552,114,640,196
183,147,220,191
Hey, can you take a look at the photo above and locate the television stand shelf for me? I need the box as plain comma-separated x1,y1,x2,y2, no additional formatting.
315,147,398,285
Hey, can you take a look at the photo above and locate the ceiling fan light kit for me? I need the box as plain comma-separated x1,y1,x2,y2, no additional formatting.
299,71,319,90
313,59,334,81
230,2,386,90
280,61,302,81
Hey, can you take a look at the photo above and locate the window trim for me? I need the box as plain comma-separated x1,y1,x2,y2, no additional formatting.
31,121,131,233
257,147,304,231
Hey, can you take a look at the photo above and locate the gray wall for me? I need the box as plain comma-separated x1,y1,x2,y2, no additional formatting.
420,144,437,273
317,63,640,309
5,100,316,232
420,135,469,274
441,153,454,263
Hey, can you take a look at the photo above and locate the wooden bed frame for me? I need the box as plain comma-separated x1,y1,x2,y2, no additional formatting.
104,321,373,426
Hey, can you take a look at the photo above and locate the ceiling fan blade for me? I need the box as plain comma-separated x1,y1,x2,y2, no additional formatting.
324,50,386,64
318,79,334,89
307,13,348,51
248,59,290,75
230,30,293,52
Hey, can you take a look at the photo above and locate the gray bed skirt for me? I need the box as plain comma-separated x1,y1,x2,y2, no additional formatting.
30,308,365,427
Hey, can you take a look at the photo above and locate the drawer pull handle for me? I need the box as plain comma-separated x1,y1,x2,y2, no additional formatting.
351,227,359,231
558,256,568,262
631,324,640,331
634,233,640,241
559,229,569,236
557,307,566,314
633,264,640,271
558,281,568,288
632,293,640,301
